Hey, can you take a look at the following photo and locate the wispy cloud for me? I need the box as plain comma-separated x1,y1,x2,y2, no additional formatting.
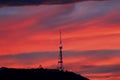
0,50,120,80
0,0,120,54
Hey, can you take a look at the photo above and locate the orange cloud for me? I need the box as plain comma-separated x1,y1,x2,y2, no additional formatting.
83,72,120,80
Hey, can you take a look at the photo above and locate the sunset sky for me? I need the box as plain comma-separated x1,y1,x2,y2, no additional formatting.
0,0,120,80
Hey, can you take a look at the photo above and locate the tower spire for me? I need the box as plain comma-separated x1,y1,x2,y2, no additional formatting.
58,31,64,71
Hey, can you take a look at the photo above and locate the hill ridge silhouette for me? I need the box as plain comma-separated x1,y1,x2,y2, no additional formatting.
0,67,89,80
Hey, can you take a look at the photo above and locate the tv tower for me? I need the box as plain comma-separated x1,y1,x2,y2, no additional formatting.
58,31,64,71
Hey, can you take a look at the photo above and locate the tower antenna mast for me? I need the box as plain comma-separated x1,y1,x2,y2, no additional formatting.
58,31,64,71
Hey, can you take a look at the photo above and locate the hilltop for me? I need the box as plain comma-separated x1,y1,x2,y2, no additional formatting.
0,67,89,80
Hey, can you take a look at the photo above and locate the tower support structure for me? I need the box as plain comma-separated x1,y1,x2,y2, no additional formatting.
58,31,64,71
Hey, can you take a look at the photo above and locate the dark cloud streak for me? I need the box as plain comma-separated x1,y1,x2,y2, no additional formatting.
0,0,104,7
0,50,120,66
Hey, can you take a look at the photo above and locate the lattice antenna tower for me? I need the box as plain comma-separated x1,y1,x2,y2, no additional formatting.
58,31,64,71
